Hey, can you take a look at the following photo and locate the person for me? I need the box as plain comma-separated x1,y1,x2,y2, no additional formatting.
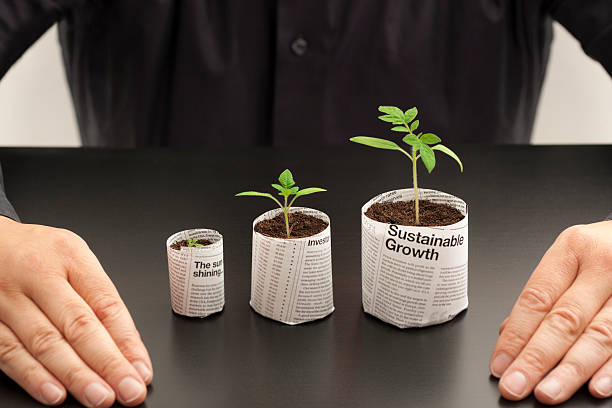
0,1,610,406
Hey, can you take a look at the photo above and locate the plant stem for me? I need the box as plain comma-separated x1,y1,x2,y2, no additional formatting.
412,146,420,225
283,196,290,238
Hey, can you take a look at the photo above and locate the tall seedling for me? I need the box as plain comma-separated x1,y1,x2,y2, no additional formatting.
350,106,463,225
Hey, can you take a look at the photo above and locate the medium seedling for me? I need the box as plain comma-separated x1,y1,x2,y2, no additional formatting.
187,238,204,247
350,106,463,225
236,169,326,238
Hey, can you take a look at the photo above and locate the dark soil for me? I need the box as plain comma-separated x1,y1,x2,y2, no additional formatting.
365,200,464,227
170,239,213,250
254,211,328,239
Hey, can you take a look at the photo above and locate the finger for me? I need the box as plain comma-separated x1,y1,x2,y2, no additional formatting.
490,230,582,378
0,321,66,406
590,310,612,400
26,279,147,406
499,316,509,335
499,272,611,401
0,294,115,407
591,357,612,399
535,298,612,404
66,251,152,383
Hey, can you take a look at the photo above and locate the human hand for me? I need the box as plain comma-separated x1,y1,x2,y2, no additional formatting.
490,220,612,404
0,217,152,406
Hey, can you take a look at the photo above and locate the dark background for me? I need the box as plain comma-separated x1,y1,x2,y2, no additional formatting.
0,145,611,407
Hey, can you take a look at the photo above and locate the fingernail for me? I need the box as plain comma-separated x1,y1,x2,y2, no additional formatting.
117,376,145,403
501,371,527,397
594,377,612,397
133,360,152,382
40,382,63,405
84,383,110,407
538,377,562,400
491,353,512,377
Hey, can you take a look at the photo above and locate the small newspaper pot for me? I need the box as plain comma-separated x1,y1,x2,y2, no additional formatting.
249,207,334,325
166,229,224,318
361,188,468,328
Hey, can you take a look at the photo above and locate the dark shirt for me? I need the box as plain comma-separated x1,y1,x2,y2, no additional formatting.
0,0,611,218
0,164,18,221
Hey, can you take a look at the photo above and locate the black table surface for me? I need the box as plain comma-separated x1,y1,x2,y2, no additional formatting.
0,145,611,407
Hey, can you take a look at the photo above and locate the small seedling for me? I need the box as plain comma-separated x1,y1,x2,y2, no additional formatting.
236,169,326,238
187,238,204,247
350,106,463,225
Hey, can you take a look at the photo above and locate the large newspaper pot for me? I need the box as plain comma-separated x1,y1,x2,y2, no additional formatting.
361,188,468,328
166,229,225,318
249,207,334,325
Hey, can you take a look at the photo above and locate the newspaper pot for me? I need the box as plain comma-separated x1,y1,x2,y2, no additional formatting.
249,207,334,325
166,229,224,318
361,188,468,328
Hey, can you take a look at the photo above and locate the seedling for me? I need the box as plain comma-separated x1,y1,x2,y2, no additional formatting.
350,106,463,225
187,238,204,247
236,169,326,238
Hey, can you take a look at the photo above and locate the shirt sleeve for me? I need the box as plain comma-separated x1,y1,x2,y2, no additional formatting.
0,0,84,79
0,1,86,221
545,0,612,77
0,161,19,221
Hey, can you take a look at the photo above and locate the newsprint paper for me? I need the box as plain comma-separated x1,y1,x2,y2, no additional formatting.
361,189,468,328
250,207,334,325
166,229,224,318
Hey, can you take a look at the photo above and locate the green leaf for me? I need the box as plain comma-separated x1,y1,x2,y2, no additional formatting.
279,188,292,197
279,185,300,197
404,107,418,123
350,136,402,151
288,187,326,208
278,169,295,188
421,133,441,144
187,238,204,248
410,120,419,132
432,144,463,172
378,115,404,125
293,187,326,198
391,126,410,132
236,191,277,199
377,114,397,123
378,106,405,125
419,143,436,173
378,106,402,115
271,184,283,192
236,191,283,208
378,106,404,118
402,134,419,147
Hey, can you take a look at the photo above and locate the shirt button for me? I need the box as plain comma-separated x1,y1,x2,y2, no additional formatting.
291,37,308,56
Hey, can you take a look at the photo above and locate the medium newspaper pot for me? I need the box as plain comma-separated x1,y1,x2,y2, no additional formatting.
249,207,334,325
166,229,225,318
361,188,468,328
